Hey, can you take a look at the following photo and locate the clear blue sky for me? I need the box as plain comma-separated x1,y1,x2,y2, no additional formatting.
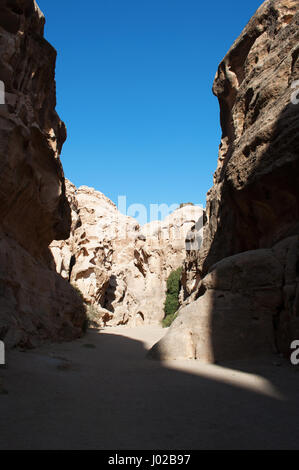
38,0,263,213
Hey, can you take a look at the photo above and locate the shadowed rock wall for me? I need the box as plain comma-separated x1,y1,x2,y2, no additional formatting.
0,0,85,347
150,0,299,362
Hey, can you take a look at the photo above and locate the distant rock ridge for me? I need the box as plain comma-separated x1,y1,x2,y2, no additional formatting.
150,0,299,362
51,180,203,326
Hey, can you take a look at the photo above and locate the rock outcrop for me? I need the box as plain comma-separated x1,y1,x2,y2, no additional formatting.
0,0,85,347
150,0,299,362
51,181,203,326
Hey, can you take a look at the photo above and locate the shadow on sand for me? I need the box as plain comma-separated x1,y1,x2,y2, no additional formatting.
0,328,299,450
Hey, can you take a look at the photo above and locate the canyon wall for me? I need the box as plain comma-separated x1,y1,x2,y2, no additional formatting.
51,181,203,326
0,0,85,347
150,0,299,362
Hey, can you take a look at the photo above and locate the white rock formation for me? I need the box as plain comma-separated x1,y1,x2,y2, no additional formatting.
51,181,203,326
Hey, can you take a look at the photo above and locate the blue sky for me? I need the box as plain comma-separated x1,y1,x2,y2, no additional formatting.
38,0,263,216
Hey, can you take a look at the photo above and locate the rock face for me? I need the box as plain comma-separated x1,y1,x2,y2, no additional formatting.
150,0,299,362
51,181,203,326
0,0,85,347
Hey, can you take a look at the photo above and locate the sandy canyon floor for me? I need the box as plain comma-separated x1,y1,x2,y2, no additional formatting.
0,326,299,450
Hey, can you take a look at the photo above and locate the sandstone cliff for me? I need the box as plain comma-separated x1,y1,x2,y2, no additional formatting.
150,0,299,362
51,181,203,326
0,0,85,347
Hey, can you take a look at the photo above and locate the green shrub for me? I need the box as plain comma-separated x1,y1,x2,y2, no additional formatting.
162,267,182,328
164,295,179,318
162,312,178,328
71,283,84,301
179,202,194,208
86,304,99,323
81,304,100,333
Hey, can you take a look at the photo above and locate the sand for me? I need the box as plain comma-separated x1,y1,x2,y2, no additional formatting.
0,325,299,450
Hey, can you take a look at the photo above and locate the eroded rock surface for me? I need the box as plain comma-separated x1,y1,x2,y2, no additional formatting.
51,182,203,326
151,0,299,362
0,0,85,347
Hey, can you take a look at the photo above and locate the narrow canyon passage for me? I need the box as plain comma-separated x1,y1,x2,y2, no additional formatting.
1,327,299,450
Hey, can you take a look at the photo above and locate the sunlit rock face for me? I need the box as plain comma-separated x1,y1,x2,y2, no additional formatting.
0,0,86,347
150,0,299,362
51,181,203,326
